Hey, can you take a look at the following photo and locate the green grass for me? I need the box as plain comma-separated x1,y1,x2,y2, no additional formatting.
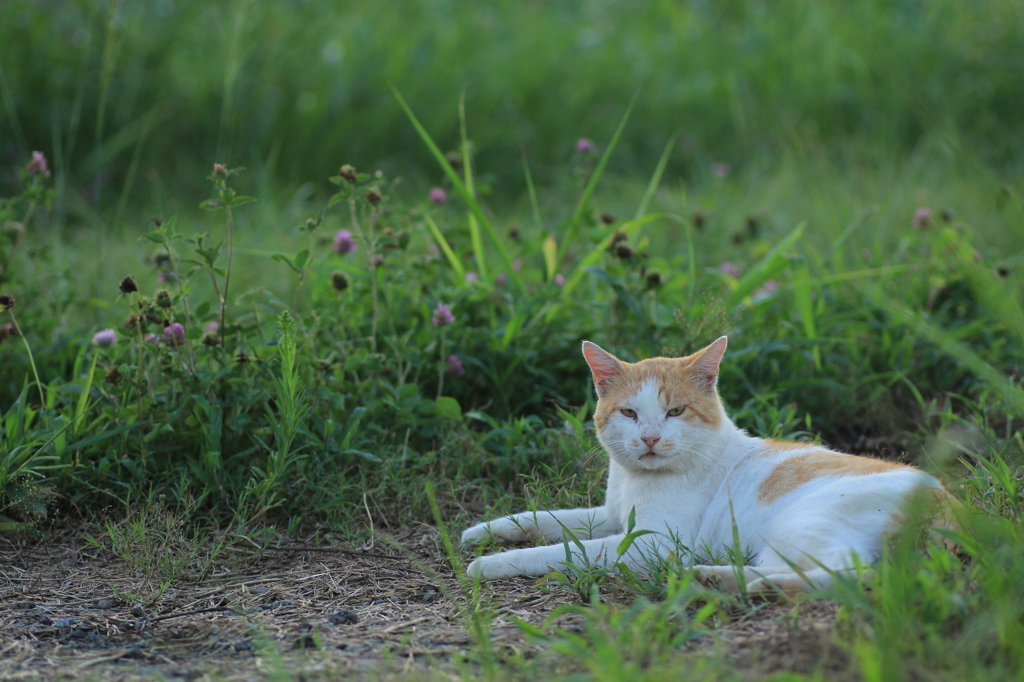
2,1,1024,679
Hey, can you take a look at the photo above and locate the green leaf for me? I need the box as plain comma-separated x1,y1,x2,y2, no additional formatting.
140,232,168,244
294,249,309,270
542,235,558,282
724,222,805,308
272,254,298,273
617,529,657,556
435,396,462,420
342,448,381,462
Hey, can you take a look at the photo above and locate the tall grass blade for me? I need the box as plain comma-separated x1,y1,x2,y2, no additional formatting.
522,149,543,232
423,213,466,281
391,87,521,289
635,132,678,220
792,264,821,370
873,296,1024,417
459,94,487,280
555,91,638,266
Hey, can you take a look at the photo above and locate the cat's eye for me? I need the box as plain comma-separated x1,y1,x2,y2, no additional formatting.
620,408,637,419
667,407,685,417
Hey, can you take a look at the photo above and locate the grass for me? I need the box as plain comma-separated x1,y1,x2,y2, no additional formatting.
2,0,1024,679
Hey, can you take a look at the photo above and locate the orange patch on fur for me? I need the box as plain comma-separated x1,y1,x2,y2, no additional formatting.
760,439,818,457
758,451,908,504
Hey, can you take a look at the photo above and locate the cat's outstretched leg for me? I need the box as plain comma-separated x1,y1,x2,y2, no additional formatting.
461,507,614,546
466,530,661,579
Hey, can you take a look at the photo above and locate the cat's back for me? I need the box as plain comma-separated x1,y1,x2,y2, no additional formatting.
696,438,941,552
704,439,937,526
749,439,933,505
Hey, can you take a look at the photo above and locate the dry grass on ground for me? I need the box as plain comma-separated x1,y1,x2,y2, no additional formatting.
1,528,852,680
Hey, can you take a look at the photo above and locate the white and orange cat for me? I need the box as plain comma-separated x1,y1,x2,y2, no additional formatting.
462,337,949,593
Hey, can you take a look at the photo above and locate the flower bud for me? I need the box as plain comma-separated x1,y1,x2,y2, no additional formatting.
331,271,350,291
0,294,13,310
339,165,357,182
105,366,122,386
119,276,138,294
155,289,172,308
445,152,463,171
365,187,382,205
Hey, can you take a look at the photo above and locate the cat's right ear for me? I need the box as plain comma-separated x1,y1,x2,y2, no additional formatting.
582,341,623,398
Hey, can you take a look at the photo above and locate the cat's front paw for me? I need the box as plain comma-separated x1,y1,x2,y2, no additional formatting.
460,522,495,545
461,518,528,545
466,553,523,580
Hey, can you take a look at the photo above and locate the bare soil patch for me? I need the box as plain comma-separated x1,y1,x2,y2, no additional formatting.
1,528,852,680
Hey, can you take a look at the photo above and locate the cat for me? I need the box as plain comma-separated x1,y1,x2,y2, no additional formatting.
461,336,952,594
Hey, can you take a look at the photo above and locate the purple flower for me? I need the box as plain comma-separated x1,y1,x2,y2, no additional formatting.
712,163,731,178
144,333,160,345
205,321,220,334
429,187,448,204
332,229,358,254
913,207,932,229
445,354,465,375
157,271,178,284
719,262,740,278
495,273,506,286
554,273,566,287
754,280,779,298
576,138,595,153
92,329,117,348
164,323,185,345
431,303,455,327
512,259,522,272
27,151,50,178
465,272,479,282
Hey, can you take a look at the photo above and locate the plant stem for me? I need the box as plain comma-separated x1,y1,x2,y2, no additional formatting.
220,204,235,342
349,199,378,351
7,309,45,409
436,330,446,399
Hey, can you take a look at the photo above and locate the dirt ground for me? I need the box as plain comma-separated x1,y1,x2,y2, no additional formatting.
0,527,851,680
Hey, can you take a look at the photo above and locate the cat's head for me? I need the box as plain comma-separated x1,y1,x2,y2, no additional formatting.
582,338,728,472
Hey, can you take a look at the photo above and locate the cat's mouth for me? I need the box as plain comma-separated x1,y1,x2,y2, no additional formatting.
639,451,661,461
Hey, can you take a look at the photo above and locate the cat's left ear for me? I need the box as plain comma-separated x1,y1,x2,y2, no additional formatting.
691,336,728,391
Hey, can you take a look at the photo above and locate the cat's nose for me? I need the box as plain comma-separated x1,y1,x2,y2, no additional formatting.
641,436,661,449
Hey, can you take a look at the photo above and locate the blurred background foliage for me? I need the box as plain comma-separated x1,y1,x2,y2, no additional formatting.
2,0,1023,217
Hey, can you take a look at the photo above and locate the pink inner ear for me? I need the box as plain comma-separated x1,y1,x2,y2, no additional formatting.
582,341,622,397
692,336,727,390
